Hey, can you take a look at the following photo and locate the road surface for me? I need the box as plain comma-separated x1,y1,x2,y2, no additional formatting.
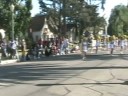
0,53,128,96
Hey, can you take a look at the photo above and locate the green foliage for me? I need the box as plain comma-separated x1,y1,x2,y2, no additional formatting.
108,5,128,36
38,0,106,36
0,0,32,40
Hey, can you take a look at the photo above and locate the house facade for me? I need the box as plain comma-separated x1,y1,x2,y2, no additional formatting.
29,15,80,43
29,15,54,42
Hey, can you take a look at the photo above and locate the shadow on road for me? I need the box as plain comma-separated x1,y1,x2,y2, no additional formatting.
39,53,128,61
36,81,128,86
0,53,127,85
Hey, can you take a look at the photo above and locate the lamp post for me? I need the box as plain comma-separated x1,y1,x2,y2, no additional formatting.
10,4,20,60
10,4,15,41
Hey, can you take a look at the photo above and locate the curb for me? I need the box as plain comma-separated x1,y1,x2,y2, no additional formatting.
0,59,18,65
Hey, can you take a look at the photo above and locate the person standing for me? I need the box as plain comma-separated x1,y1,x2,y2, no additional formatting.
95,36,101,54
60,37,69,55
21,39,26,61
1,40,7,57
9,39,17,59
80,37,88,60
109,36,115,55
119,36,125,54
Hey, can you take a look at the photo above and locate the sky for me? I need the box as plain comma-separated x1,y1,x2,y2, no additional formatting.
31,0,128,21
98,0,128,22
31,0,41,16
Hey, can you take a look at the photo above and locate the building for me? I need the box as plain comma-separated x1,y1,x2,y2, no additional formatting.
29,15,55,42
29,15,79,43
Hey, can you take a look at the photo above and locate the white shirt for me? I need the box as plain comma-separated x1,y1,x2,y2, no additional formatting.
82,41,88,52
10,41,17,49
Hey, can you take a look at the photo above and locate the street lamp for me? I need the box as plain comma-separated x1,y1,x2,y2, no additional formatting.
10,4,15,41
10,4,20,60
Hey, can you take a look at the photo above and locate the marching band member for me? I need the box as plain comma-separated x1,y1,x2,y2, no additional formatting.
80,37,88,61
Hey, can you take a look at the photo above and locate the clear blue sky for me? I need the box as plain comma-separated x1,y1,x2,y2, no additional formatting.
31,0,128,20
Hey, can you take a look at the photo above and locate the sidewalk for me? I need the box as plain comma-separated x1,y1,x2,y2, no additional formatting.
0,59,18,65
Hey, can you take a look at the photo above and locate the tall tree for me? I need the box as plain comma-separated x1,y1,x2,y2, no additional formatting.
0,0,32,39
108,5,128,36
38,0,106,39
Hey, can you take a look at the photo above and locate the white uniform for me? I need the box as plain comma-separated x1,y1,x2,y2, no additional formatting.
110,41,115,49
96,40,100,47
82,42,88,52
120,40,125,48
124,39,128,47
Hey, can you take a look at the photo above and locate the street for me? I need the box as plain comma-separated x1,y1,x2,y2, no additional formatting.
0,52,128,96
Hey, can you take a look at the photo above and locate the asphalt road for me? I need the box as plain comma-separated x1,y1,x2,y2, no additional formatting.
0,52,128,96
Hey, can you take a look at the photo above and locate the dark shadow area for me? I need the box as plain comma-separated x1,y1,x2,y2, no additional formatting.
0,62,79,84
86,54,128,61
40,54,82,61
37,53,128,61
0,53,127,85
36,81,128,86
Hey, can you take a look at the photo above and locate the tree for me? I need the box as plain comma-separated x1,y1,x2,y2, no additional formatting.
38,0,106,40
0,0,32,39
108,5,128,36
